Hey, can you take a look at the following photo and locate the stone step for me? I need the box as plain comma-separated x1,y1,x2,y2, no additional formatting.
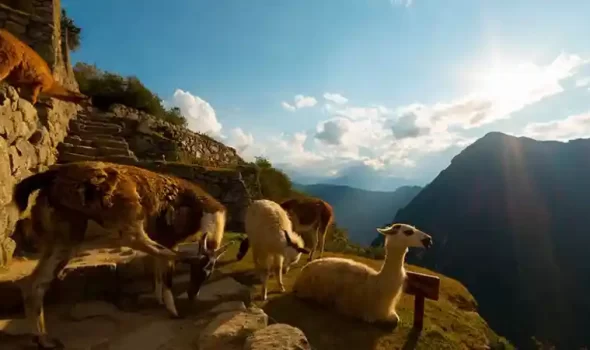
69,132,126,141
58,143,100,157
64,136,130,151
58,143,133,158
71,118,122,129
71,123,123,135
58,152,95,163
58,152,138,164
77,114,125,126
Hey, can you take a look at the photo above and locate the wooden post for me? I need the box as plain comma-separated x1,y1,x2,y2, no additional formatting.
404,271,441,331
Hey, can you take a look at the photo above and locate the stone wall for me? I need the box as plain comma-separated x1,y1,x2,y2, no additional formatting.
0,83,79,267
108,104,246,168
0,0,79,90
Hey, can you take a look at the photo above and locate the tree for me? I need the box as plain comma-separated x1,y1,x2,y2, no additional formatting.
254,156,272,169
61,9,82,52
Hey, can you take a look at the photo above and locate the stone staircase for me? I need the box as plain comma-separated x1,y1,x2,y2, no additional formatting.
57,109,138,164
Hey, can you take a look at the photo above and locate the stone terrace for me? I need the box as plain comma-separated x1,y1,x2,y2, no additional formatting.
57,109,138,164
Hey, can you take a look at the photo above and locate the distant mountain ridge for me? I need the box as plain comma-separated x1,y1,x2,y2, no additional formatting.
285,165,424,192
294,182,422,245
374,131,590,349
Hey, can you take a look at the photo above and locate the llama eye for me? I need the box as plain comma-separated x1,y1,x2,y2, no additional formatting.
403,229,414,236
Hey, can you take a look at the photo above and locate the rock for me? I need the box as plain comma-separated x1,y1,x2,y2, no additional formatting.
189,277,252,305
69,301,120,321
209,301,247,314
244,324,312,350
0,237,16,267
198,307,269,350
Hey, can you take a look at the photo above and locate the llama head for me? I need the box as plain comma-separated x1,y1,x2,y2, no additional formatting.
177,232,235,301
200,209,227,250
282,229,310,270
376,223,433,250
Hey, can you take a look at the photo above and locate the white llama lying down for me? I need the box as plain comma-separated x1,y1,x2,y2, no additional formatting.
292,223,432,328
238,199,310,300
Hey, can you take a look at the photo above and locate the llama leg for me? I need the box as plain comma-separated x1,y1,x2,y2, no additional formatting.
22,242,74,349
119,221,178,259
275,255,286,293
318,226,328,259
160,260,179,318
373,308,400,330
153,258,163,305
30,83,43,105
308,229,319,262
260,258,271,301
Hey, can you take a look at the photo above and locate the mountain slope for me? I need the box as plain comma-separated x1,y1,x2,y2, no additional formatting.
295,183,421,245
381,132,590,349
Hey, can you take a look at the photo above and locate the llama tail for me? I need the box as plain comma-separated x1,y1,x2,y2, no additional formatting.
236,237,250,261
12,168,59,213
43,82,91,105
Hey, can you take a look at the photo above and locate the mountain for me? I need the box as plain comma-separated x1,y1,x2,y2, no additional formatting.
373,132,590,349
284,164,424,192
294,183,422,245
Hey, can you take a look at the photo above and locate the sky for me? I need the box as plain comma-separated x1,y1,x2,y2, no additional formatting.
62,0,590,190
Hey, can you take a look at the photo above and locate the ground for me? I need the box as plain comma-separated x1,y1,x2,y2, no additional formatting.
0,232,513,350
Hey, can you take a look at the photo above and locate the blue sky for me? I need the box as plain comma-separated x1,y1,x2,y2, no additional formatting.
62,0,590,189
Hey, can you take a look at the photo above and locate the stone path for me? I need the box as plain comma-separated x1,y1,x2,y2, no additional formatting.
0,276,311,350
57,109,138,164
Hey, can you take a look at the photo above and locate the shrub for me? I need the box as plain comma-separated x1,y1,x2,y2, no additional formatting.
73,62,187,127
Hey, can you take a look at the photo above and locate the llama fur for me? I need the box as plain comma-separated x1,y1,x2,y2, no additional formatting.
292,223,432,327
241,199,310,300
9,161,228,349
280,197,334,262
0,29,91,105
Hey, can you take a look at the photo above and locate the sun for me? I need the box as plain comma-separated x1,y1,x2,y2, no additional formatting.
471,59,546,101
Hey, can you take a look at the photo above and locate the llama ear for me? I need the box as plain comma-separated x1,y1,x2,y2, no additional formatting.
376,227,389,235
377,226,398,235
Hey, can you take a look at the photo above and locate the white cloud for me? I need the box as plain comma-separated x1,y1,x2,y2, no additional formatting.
281,94,317,111
522,111,590,141
315,118,352,145
225,127,254,153
323,92,349,105
233,52,590,181
281,101,296,112
294,94,317,108
170,89,222,135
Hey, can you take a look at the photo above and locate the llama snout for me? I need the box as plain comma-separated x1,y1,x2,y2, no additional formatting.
421,236,433,249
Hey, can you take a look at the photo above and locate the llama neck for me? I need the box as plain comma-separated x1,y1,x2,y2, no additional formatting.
377,246,408,280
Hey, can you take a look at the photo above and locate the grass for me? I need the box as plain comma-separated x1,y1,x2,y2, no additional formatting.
212,232,514,350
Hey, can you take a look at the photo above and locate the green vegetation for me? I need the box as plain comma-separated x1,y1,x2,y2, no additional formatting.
61,9,81,52
73,62,188,127
217,232,513,350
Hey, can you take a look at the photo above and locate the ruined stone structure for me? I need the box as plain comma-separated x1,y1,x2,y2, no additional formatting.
0,0,81,267
0,0,78,90
110,104,246,167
